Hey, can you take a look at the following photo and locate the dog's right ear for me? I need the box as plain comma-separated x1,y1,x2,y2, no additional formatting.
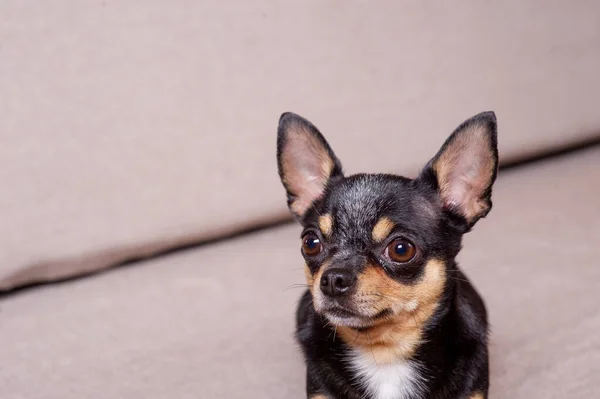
277,113,343,219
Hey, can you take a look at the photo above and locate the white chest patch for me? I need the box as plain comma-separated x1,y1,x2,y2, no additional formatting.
348,350,425,399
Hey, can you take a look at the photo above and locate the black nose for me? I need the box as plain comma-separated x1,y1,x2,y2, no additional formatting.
320,268,356,297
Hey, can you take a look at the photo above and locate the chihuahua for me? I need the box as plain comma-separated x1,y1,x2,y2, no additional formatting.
277,112,498,399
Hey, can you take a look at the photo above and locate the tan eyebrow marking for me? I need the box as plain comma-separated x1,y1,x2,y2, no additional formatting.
318,214,333,237
372,216,395,242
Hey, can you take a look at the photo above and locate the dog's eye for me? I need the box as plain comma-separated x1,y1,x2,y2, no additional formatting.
386,238,416,263
302,234,322,257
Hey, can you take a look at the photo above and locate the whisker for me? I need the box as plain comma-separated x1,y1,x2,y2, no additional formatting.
447,276,471,283
294,296,313,308
284,283,310,289
283,283,310,292
333,325,338,342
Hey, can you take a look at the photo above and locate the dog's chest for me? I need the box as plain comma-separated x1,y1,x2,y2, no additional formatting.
349,351,424,399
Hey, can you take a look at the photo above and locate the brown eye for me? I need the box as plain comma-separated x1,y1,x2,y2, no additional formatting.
302,234,322,257
386,238,416,263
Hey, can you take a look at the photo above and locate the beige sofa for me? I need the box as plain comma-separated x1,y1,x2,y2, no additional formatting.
2,2,599,398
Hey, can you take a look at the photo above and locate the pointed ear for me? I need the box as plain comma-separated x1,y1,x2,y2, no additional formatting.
420,111,499,228
277,112,343,219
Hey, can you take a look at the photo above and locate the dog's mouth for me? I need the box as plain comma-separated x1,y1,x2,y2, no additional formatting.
322,306,392,329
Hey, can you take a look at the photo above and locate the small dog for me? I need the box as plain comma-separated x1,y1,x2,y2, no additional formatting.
276,112,498,399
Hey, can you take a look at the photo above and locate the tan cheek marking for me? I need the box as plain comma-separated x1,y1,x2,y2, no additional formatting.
318,214,333,237
337,259,446,363
312,266,325,294
469,393,484,399
372,217,395,242
310,395,330,399
307,261,331,312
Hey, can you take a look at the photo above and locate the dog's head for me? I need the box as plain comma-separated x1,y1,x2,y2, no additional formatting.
277,112,497,343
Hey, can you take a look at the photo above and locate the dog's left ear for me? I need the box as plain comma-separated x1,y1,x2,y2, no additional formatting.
419,111,499,229
277,112,343,219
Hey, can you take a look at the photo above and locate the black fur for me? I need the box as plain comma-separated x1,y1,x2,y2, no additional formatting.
277,112,498,399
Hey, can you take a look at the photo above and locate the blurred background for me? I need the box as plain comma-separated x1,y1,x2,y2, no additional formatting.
1,1,599,398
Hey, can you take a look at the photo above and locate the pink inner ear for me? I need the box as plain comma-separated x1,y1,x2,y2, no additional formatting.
435,128,495,221
281,129,334,216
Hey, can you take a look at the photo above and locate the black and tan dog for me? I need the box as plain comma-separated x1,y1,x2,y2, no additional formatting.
276,112,498,399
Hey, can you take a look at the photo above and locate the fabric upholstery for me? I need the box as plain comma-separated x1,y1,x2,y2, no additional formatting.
1,146,599,398
2,1,600,290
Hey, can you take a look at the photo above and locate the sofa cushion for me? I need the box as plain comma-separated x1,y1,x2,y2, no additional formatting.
2,1,600,291
1,146,599,398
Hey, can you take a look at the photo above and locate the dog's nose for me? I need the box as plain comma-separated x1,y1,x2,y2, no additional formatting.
320,268,356,297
